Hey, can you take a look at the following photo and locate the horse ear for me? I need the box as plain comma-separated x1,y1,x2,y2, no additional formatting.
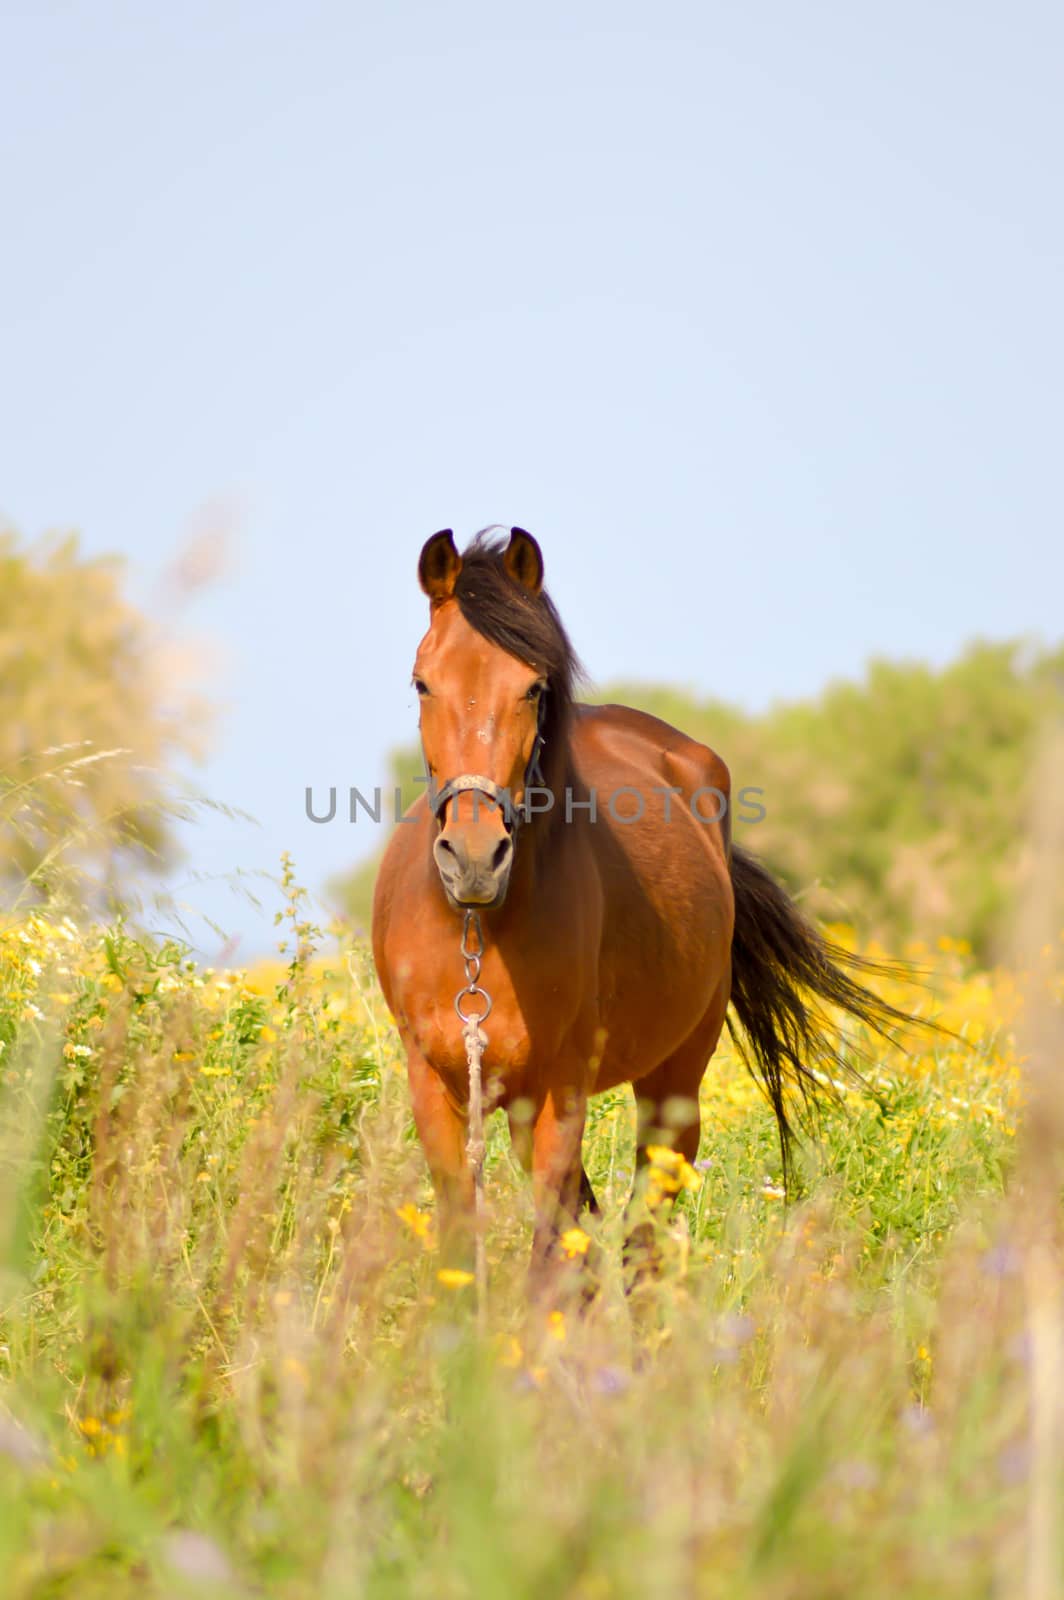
503,527,544,595
418,529,461,601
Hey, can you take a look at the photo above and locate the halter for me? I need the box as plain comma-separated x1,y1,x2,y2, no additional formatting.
426,689,548,830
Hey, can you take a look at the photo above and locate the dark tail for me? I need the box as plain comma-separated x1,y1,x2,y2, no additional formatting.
727,843,931,1183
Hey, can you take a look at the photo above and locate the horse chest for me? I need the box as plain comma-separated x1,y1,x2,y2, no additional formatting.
393,957,537,1097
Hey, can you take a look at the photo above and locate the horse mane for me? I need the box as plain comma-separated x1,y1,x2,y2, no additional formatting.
453,529,584,801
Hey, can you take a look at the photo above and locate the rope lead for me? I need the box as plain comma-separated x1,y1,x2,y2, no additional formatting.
455,909,492,1332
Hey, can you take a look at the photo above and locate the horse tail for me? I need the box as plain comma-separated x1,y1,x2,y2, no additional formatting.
726,842,924,1183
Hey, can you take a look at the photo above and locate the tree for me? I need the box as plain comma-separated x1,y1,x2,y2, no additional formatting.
0,528,208,908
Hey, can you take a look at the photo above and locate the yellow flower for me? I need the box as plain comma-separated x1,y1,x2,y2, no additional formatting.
259,1024,277,1043
436,1268,475,1289
645,1145,702,1204
395,1203,435,1244
547,1310,566,1343
560,1227,591,1258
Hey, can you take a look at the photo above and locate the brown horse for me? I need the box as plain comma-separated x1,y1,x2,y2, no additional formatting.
372,528,913,1291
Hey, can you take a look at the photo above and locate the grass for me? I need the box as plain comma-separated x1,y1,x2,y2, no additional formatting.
1,865,1061,1598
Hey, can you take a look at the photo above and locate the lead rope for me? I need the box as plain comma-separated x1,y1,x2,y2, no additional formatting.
455,909,493,1334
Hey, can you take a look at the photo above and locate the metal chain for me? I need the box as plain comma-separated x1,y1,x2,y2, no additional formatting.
454,909,491,1330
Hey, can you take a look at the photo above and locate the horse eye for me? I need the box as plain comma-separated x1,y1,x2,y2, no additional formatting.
526,680,546,701
413,678,429,697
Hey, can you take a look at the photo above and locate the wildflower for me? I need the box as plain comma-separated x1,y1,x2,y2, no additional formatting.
982,1243,1020,1279
395,1203,434,1243
645,1145,702,1207
259,1025,277,1043
547,1310,566,1343
560,1226,590,1258
436,1268,475,1289
590,1365,629,1395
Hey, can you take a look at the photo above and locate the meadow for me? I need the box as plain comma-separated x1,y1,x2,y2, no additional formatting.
2,852,1061,1599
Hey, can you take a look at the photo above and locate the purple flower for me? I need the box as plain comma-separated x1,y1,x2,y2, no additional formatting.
590,1365,629,1396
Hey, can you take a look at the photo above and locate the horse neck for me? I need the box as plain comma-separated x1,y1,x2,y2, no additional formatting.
513,738,575,886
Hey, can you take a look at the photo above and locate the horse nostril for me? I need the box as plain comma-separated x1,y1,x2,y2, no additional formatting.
491,837,513,875
433,836,460,871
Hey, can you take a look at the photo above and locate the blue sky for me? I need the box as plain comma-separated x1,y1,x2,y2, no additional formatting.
2,1,1061,956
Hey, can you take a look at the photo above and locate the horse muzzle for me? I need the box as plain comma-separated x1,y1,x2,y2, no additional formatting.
432,827,514,907
428,772,520,909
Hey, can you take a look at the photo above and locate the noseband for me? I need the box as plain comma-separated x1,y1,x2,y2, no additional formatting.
426,692,548,831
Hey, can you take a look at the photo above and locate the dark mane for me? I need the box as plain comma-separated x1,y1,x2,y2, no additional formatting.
454,529,584,799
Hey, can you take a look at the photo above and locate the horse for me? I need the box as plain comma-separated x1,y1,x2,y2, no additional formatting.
371,527,915,1295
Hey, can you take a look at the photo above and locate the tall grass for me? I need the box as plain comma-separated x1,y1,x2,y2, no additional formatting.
0,855,1061,1597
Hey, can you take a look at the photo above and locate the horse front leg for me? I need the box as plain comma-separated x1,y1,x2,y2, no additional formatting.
528,1082,593,1305
405,1043,474,1266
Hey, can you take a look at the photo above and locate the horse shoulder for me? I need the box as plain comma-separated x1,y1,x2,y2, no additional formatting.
371,799,435,995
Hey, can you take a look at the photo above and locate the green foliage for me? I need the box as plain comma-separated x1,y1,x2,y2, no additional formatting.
613,640,1064,959
332,639,1064,957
